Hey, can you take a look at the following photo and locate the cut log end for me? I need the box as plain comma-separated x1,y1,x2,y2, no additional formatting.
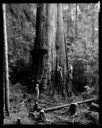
36,109,46,122
16,118,21,124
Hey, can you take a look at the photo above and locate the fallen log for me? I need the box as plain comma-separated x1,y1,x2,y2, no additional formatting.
43,98,97,113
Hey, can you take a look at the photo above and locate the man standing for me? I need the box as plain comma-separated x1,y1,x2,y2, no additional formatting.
57,65,63,80
66,63,73,97
56,65,63,96
68,64,73,81
68,63,78,96
35,84,39,101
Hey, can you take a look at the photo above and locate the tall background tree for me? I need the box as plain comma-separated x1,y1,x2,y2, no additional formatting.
75,3,78,39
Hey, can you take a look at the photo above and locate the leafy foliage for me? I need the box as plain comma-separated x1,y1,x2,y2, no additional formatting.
63,3,99,93
7,4,36,84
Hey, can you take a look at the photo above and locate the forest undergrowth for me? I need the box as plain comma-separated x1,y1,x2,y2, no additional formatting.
4,82,99,125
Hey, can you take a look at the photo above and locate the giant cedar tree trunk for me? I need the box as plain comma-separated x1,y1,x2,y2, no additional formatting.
3,4,10,116
32,4,49,89
55,4,67,96
32,4,67,95
46,4,57,94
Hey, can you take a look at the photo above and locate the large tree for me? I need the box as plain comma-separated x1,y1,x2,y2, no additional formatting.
32,3,58,91
32,3,67,97
47,4,57,93
55,4,67,96
31,4,49,88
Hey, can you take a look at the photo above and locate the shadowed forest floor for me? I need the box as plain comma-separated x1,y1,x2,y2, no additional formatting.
4,82,99,125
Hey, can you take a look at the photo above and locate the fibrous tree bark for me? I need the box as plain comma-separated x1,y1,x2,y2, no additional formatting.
55,4,67,97
46,4,57,93
32,4,67,97
32,3,57,92
65,4,73,97
3,4,10,116
32,4,49,90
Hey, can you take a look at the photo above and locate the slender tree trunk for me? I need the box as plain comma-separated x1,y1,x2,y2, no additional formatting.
91,4,94,46
3,4,10,116
67,4,71,36
75,3,77,39
92,19,94,45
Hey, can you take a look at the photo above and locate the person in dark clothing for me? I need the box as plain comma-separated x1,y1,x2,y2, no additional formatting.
31,78,40,100
68,64,78,96
56,65,63,95
66,64,73,97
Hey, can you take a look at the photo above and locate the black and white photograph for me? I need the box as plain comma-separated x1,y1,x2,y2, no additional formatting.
3,3,100,125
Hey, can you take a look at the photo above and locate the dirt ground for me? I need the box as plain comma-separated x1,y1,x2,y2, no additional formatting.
3,83,99,125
